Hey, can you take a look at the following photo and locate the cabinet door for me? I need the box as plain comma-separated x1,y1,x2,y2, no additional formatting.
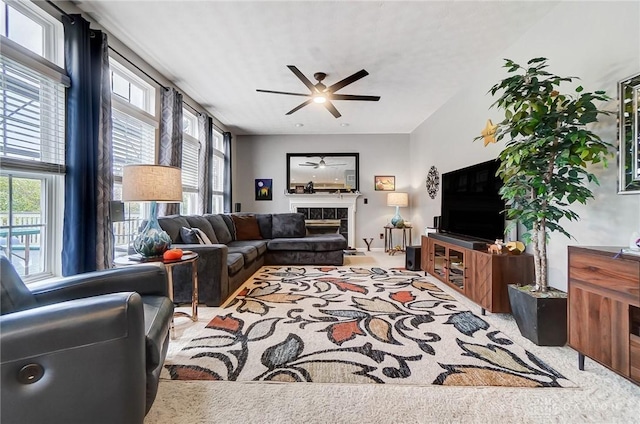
432,242,447,280
447,247,466,291
568,282,630,376
469,251,492,310
421,236,433,274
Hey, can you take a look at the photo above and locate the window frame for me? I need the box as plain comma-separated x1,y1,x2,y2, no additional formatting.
108,56,159,258
0,4,65,282
1,0,64,67
211,128,225,213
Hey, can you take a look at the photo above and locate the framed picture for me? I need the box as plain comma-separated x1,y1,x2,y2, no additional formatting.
374,175,395,191
295,185,305,194
255,179,273,200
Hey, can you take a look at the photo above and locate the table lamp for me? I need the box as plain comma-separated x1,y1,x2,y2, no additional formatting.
122,164,182,257
387,192,408,228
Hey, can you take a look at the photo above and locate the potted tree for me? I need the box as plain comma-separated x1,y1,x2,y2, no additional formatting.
479,57,612,345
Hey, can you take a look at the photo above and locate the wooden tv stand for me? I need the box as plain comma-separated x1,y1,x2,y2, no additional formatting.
568,246,640,384
421,234,534,314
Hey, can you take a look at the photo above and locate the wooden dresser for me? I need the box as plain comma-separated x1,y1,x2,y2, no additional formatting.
568,246,640,384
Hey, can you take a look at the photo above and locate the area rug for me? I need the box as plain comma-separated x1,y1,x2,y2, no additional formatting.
164,266,574,388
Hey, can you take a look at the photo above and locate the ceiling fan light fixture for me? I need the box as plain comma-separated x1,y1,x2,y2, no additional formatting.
313,94,326,104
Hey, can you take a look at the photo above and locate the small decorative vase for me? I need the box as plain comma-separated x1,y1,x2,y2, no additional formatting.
390,206,404,228
133,201,171,258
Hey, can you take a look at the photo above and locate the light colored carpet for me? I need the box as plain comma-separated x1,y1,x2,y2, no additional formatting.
145,251,640,424
163,265,574,387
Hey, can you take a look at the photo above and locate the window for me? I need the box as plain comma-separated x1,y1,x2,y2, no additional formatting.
211,128,225,213
0,0,63,67
181,107,199,214
0,1,65,281
109,58,158,257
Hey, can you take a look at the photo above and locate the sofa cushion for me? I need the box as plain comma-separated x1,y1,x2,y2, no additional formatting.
267,234,347,252
229,240,268,256
184,215,218,243
179,227,213,244
227,243,258,264
231,214,263,240
255,214,273,239
271,213,306,238
227,253,245,276
205,214,233,244
158,215,191,243
221,214,236,239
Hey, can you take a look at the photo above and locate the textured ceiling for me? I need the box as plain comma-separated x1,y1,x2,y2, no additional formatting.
73,1,559,135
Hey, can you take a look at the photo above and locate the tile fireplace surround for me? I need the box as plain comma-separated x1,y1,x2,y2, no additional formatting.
286,193,360,248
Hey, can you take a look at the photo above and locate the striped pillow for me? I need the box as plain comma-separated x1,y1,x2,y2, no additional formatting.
180,227,213,244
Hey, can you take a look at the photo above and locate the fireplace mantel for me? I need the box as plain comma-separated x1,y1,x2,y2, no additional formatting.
286,193,361,248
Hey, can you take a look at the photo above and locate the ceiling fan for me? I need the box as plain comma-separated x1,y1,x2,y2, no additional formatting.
256,66,380,118
299,156,346,169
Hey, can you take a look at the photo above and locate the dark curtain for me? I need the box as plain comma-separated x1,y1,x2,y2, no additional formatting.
197,114,212,214
223,131,232,213
61,15,113,275
158,87,183,216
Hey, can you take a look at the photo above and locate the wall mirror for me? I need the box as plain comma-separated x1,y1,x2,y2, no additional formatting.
618,72,640,193
286,153,359,193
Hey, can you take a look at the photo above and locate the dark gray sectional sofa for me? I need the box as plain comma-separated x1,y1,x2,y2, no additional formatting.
157,212,347,306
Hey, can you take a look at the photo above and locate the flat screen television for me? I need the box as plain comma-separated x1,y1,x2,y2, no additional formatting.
440,159,505,241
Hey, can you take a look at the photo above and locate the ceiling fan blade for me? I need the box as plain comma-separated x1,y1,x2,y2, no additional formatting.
287,65,317,93
286,99,313,115
331,94,380,101
256,89,311,97
327,69,369,93
323,100,341,118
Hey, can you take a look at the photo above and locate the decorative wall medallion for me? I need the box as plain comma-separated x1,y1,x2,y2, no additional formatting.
426,166,439,199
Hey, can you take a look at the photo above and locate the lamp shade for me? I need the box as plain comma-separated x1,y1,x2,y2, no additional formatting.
122,165,182,202
387,192,409,207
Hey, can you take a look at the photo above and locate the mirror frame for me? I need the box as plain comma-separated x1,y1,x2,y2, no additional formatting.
286,153,359,193
618,72,640,194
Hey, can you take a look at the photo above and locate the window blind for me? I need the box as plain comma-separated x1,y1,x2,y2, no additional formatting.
0,54,65,173
112,108,155,177
182,136,199,192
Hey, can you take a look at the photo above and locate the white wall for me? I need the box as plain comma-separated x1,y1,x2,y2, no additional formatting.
235,134,410,248
409,1,640,291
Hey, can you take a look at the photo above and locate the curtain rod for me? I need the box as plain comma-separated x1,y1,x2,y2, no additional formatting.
45,0,74,23
108,46,225,131
43,3,225,132
183,101,201,115
107,46,168,90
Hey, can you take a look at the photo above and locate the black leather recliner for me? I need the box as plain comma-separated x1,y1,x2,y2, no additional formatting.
0,255,174,424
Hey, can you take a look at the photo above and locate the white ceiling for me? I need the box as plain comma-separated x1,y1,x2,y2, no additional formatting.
73,1,560,136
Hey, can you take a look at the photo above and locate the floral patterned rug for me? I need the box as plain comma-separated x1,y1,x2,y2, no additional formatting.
164,266,575,387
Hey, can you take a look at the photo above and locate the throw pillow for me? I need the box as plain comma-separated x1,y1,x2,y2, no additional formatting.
272,213,306,238
231,214,263,240
179,227,213,244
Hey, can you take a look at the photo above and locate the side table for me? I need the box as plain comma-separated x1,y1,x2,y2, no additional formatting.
384,225,413,253
114,252,199,338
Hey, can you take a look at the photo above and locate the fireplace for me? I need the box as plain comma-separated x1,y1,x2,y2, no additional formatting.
304,219,341,235
286,193,360,248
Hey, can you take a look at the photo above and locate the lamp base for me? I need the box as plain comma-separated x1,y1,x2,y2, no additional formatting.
133,201,171,258
390,206,404,228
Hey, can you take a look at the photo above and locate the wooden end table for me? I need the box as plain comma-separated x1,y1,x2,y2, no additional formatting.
114,252,199,338
384,225,413,253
